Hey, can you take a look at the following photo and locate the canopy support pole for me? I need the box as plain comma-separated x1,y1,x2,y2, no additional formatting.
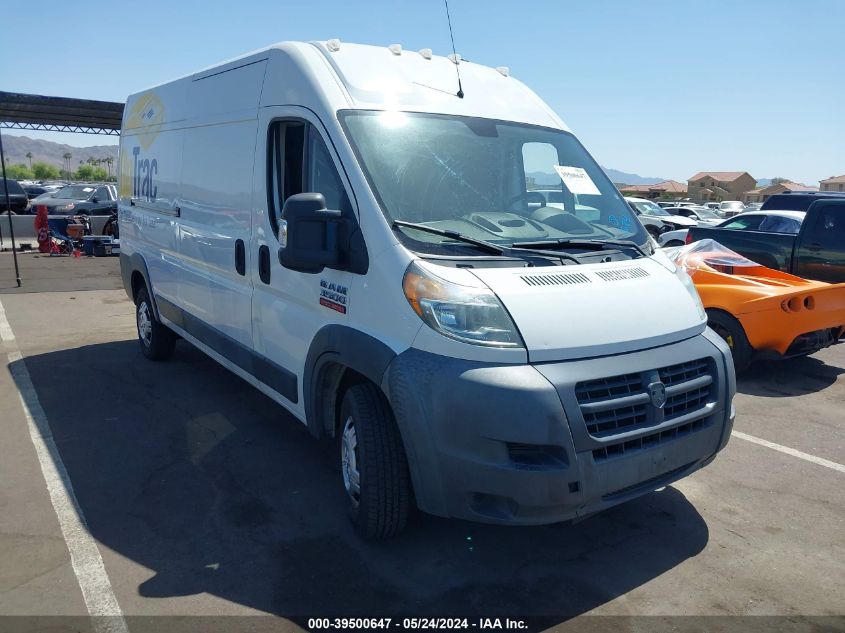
0,127,22,287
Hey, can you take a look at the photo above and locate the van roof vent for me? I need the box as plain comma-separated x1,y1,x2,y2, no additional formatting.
594,267,650,282
520,272,592,287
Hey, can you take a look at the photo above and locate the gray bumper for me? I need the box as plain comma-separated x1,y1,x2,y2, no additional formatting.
384,329,735,525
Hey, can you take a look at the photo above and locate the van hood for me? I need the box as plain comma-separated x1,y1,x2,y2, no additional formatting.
469,256,706,362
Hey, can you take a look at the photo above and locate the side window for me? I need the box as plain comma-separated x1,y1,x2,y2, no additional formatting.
94,186,110,201
306,127,350,214
759,215,801,234
806,207,844,247
268,120,306,237
268,121,351,239
721,215,764,231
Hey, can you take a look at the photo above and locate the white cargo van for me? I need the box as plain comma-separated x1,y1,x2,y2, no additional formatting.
119,40,736,539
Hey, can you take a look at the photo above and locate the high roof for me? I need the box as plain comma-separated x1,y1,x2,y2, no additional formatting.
688,171,753,182
0,91,124,136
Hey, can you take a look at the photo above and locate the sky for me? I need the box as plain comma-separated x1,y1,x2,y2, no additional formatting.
2,0,843,185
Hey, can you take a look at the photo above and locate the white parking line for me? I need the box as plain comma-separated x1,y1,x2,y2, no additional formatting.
0,299,14,342
732,430,845,474
1,297,127,633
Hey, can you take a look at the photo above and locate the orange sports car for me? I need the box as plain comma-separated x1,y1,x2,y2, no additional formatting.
669,240,845,370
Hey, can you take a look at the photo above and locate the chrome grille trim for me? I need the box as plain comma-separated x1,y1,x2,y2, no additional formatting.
575,357,715,448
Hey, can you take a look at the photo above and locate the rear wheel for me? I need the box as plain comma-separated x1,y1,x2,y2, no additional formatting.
339,382,411,540
135,287,176,361
707,309,752,372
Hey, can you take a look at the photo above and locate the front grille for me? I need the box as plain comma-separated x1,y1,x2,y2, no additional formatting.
575,358,715,457
592,419,707,462
575,372,642,402
659,358,709,386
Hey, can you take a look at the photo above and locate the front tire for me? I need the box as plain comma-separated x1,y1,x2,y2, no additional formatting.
707,309,752,372
339,383,411,540
135,287,176,361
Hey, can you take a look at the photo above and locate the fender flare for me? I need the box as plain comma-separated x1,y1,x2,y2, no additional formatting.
303,325,397,438
119,253,159,318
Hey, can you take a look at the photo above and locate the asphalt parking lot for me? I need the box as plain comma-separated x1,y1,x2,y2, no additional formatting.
0,252,843,632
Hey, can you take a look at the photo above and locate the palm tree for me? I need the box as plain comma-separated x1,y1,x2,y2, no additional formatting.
63,152,72,174
104,156,114,178
26,152,33,170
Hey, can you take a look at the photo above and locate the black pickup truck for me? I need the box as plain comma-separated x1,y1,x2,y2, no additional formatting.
687,192,845,282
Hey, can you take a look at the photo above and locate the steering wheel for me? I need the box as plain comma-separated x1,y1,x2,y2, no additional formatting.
507,191,548,211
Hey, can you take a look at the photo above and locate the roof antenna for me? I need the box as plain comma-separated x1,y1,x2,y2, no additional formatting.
444,0,464,98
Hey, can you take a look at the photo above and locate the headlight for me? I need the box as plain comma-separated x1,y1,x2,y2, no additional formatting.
60,203,75,211
402,262,523,348
676,266,706,322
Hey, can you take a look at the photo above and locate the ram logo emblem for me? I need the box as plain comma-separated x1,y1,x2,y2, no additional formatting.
648,381,667,409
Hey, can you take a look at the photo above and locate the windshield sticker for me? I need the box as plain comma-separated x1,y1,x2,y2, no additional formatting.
553,166,601,196
83,187,94,192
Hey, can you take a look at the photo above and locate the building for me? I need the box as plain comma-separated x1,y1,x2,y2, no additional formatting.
820,175,845,192
742,181,818,204
617,180,688,200
687,171,757,202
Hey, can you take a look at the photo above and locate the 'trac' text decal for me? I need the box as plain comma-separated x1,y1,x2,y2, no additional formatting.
132,146,158,202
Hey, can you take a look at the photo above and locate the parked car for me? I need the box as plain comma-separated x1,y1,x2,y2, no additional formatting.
664,206,723,225
717,200,746,218
658,210,804,248
625,197,698,230
704,202,721,210
687,192,845,282
35,183,118,215
671,240,845,370
656,200,697,209
24,185,50,200
744,202,763,212
0,178,31,214
119,40,735,539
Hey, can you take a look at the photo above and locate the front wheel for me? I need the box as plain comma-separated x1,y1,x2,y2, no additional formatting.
135,287,176,361
339,383,411,540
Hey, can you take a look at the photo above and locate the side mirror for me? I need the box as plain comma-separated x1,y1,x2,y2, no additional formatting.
278,193,344,274
91,196,99,203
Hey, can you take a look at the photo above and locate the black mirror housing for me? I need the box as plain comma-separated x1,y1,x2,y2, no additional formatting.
278,193,368,275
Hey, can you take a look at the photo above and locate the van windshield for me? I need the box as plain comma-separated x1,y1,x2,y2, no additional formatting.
340,111,647,254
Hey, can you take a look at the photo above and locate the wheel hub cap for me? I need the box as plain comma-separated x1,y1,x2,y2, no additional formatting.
341,416,360,505
137,301,152,346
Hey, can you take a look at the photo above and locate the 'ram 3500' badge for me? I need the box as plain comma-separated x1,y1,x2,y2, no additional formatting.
320,279,348,314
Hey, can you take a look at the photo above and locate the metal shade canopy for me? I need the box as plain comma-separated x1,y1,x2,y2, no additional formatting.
0,91,125,286
0,91,124,135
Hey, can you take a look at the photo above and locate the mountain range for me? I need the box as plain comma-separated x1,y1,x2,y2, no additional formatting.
1,134,118,170
4,134,673,185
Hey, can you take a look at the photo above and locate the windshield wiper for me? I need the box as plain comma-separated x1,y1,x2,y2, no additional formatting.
512,238,648,257
393,220,506,255
392,220,582,265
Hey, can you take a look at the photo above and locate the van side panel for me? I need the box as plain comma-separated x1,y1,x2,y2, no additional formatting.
172,61,266,349
118,80,188,307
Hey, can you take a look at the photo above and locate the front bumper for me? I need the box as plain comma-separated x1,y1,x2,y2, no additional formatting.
384,329,735,525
